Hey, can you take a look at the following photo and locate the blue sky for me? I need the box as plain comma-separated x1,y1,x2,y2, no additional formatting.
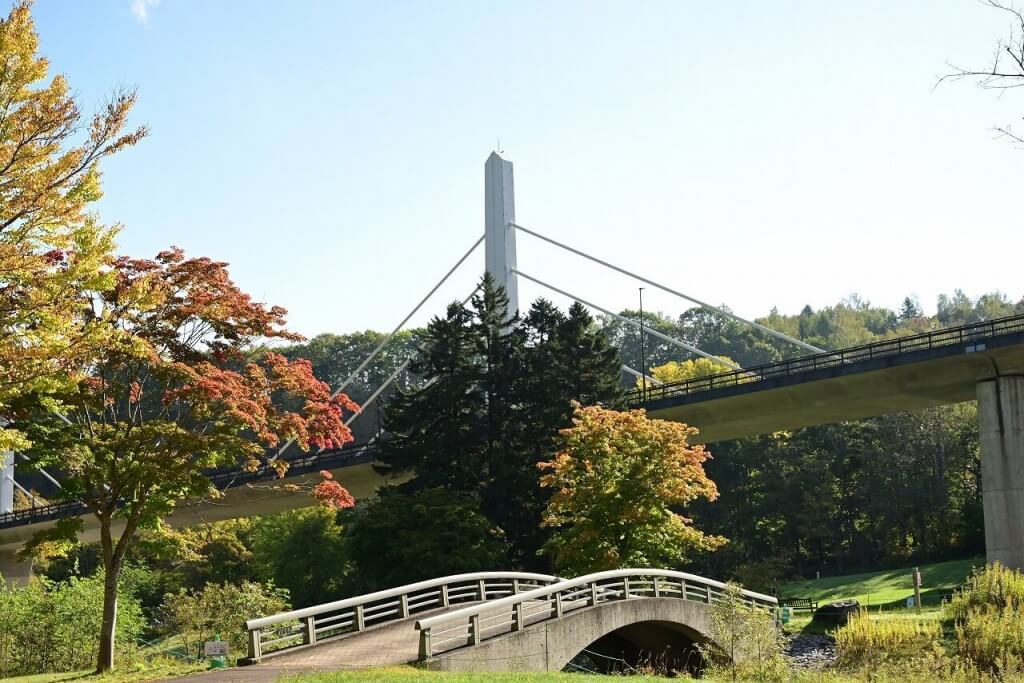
30,1,1023,337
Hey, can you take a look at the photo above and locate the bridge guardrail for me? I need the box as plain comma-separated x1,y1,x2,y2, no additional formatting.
628,313,1024,406
243,571,560,662
0,442,380,530
414,568,777,660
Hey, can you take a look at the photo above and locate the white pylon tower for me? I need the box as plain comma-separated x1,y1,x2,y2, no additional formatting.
484,151,518,317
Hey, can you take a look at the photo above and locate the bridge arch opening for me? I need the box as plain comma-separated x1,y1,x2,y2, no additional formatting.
565,620,706,677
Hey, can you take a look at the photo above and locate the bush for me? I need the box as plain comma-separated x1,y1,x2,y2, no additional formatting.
945,562,1024,674
159,580,289,662
955,605,1024,675
0,572,144,677
700,582,788,681
947,561,1024,622
834,611,942,670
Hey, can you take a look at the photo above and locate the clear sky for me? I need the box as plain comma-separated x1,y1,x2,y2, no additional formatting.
30,1,1023,338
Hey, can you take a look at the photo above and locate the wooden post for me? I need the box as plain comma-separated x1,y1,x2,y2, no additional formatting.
512,602,523,631
623,576,631,599
512,578,520,595
554,591,563,618
681,578,688,600
913,567,922,612
441,584,450,607
590,582,599,607
400,594,410,618
478,579,488,601
653,577,661,598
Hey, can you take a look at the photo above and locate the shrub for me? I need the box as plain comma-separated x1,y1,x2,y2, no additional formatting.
945,562,1024,674
834,611,942,670
700,582,787,682
0,572,144,677
947,561,1024,622
159,580,289,662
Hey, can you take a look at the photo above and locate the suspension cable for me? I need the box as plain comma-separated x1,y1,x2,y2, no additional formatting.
513,223,824,354
514,269,742,371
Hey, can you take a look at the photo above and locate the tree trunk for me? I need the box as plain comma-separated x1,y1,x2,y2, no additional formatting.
97,567,120,672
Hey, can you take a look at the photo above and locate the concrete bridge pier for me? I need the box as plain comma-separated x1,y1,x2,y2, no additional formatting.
979,375,1024,570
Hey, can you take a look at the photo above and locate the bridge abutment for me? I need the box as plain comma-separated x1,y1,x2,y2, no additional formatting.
978,375,1024,570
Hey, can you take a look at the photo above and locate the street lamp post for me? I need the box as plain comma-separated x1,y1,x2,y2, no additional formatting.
639,287,647,399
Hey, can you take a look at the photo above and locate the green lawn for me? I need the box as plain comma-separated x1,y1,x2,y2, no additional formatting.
1,660,204,683
780,557,981,608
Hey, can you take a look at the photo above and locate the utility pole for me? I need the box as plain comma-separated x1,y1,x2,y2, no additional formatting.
639,287,647,398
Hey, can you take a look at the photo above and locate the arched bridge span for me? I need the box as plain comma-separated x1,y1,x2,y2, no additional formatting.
242,569,776,674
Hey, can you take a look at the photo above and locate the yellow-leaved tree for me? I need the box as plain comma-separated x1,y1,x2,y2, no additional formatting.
645,356,738,386
0,0,146,450
538,403,726,576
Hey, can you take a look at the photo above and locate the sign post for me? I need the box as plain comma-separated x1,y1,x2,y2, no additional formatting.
205,635,228,669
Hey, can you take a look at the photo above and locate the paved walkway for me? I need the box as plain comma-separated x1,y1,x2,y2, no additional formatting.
164,609,439,682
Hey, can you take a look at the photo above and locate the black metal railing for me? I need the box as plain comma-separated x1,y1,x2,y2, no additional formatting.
0,441,381,529
628,313,1024,407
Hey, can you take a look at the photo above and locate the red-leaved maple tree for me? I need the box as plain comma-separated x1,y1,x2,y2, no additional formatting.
20,247,358,672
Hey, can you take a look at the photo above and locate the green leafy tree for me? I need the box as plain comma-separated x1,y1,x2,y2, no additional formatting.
346,487,509,591
249,507,350,608
539,404,726,575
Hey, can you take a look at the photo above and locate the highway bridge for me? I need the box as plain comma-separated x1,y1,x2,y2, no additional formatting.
2,152,1022,582
240,569,775,675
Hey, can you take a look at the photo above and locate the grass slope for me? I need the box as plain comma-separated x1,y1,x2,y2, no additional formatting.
780,557,982,608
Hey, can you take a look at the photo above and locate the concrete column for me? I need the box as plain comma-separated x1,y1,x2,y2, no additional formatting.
1,546,32,588
0,450,13,514
484,151,518,317
978,376,1024,570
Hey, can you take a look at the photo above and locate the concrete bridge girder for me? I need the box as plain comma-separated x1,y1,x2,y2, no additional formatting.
425,597,717,674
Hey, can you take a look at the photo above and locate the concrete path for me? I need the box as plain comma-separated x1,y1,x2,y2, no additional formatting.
163,611,434,682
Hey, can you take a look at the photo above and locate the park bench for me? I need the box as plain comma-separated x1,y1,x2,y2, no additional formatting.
780,597,819,612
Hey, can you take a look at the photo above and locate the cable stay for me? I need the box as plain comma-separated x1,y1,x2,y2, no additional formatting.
621,365,663,386
512,223,824,354
275,237,484,458
513,269,743,371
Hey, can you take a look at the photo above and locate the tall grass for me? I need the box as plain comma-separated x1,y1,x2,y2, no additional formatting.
946,561,1024,621
834,610,942,669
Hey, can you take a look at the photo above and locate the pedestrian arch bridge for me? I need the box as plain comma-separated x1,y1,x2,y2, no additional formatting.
242,569,776,674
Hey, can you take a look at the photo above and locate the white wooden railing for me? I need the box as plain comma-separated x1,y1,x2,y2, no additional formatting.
414,568,777,659
244,571,559,661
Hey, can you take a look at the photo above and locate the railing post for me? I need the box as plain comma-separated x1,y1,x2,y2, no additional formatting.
441,584,450,607
303,616,316,645
706,585,713,604
400,594,410,618
512,602,523,631
512,578,520,594
554,591,563,618
248,627,262,661
653,576,661,598
590,582,599,607
419,629,432,660
680,578,688,600
470,614,481,645
623,576,631,599
478,578,487,601
354,604,365,631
